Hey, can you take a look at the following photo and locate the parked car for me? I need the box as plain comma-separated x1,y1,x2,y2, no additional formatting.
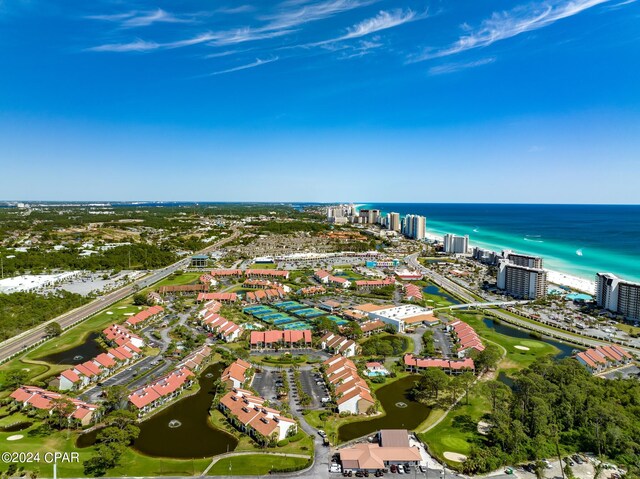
397,465,405,474
389,465,397,473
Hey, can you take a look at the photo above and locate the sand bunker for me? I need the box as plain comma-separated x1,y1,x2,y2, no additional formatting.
106,312,114,315
124,313,135,316
514,345,530,351
444,452,467,462
7,435,23,441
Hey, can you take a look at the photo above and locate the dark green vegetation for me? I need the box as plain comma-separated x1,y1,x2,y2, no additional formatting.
0,291,89,341
463,358,640,476
0,243,177,274
361,334,408,357
248,220,329,234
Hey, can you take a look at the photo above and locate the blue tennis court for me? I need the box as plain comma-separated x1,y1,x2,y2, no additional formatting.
326,315,349,326
274,301,306,312
284,321,310,330
294,307,326,319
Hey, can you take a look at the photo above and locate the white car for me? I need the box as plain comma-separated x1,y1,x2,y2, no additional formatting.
318,430,326,437
330,464,342,473
397,465,405,474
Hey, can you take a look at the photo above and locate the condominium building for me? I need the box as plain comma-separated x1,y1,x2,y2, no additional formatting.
401,214,426,240
387,212,401,232
472,247,499,265
443,234,469,254
502,250,544,268
497,259,548,299
595,273,640,320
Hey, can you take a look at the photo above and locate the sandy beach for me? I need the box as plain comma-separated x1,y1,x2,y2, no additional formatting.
546,269,595,294
424,231,596,294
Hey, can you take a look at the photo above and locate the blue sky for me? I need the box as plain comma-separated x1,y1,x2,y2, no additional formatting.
0,0,639,203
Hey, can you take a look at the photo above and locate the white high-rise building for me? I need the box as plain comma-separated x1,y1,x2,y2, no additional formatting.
443,234,469,254
388,212,401,232
401,214,426,240
502,250,543,268
497,259,548,299
596,273,640,320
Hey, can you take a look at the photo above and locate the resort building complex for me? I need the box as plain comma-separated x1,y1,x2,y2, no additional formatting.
596,273,640,321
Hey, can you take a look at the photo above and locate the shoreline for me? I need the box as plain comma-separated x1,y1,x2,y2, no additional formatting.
344,204,598,294
423,232,595,294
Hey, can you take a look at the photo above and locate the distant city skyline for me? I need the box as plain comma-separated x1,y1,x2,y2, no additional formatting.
0,0,639,203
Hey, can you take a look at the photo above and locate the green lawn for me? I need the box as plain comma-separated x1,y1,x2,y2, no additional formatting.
419,385,491,466
209,454,309,475
0,300,145,391
451,312,560,370
155,272,205,288
248,263,277,269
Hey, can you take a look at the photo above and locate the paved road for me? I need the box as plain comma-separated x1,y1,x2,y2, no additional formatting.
406,253,640,355
0,228,241,364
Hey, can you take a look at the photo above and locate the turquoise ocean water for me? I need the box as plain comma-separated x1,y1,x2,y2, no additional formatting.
359,203,640,283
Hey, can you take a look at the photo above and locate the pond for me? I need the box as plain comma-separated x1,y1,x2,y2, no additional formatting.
481,318,575,359
0,421,33,432
337,375,429,442
76,363,238,458
423,283,461,305
132,363,238,458
38,332,105,365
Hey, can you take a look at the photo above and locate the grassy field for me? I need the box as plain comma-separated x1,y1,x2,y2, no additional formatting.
0,299,144,391
248,263,277,269
418,385,491,466
451,311,560,370
154,272,204,288
209,455,309,475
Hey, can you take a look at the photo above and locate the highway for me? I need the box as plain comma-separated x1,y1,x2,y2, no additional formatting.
0,227,242,364
405,253,640,355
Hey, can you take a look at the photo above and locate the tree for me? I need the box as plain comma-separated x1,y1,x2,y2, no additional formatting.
314,317,339,334
132,293,149,306
474,344,502,372
459,371,475,405
101,385,129,413
3,369,29,389
415,368,449,400
48,398,75,429
342,322,363,340
534,460,546,479
44,322,63,337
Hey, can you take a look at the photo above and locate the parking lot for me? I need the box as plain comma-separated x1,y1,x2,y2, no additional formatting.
298,368,329,409
600,364,640,380
432,325,454,357
252,368,284,402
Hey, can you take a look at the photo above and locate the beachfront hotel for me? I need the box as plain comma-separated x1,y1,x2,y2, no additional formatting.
443,234,469,254
502,250,544,269
596,273,640,321
387,212,401,232
402,214,426,240
497,259,548,299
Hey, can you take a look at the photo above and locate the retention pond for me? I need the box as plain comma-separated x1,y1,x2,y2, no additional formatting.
337,375,429,442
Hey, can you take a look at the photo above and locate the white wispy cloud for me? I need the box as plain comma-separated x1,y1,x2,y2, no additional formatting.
337,38,384,59
207,27,297,46
428,57,496,75
209,57,279,75
301,8,420,49
87,38,160,52
261,0,377,31
87,9,196,28
411,0,615,62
